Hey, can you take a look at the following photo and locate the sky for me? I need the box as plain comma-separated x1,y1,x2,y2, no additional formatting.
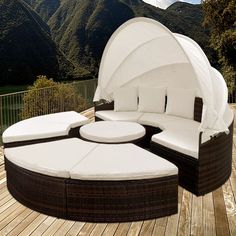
142,0,201,9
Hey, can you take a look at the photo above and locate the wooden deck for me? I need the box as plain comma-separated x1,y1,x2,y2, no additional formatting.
0,107,236,236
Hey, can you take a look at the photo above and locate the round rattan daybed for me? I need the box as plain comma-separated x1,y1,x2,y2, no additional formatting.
4,138,178,222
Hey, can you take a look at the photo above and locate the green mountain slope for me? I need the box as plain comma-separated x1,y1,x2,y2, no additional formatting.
48,0,134,74
46,0,211,76
23,0,60,21
0,0,83,85
3,0,212,84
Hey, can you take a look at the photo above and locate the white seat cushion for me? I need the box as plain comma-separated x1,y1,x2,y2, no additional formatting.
4,138,98,178
139,113,200,158
70,144,178,180
80,121,145,143
138,113,200,131
3,111,89,143
138,86,166,113
152,129,199,159
95,110,143,122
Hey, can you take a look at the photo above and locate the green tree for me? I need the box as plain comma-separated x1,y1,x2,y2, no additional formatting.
21,75,87,119
202,0,236,92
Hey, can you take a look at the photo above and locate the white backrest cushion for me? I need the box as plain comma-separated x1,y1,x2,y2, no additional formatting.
138,86,166,113
166,88,195,119
114,87,138,111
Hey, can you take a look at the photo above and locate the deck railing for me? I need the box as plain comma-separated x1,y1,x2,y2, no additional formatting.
0,80,235,142
0,79,97,139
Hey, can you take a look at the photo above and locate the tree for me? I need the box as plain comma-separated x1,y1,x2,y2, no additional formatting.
202,0,236,92
21,75,87,119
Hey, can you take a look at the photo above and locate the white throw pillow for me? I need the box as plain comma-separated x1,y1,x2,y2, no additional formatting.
138,87,166,113
114,87,138,111
166,88,196,119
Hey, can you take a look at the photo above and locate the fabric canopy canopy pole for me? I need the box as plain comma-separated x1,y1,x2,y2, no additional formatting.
94,17,230,134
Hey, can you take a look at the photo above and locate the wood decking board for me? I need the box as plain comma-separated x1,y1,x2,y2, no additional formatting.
0,107,236,235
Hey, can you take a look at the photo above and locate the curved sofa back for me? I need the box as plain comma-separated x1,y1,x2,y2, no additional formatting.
95,97,204,123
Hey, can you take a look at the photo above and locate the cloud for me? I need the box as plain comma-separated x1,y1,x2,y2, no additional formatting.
142,0,200,9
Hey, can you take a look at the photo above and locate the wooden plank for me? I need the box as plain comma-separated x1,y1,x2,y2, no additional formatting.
18,214,48,236
7,211,39,236
203,193,216,236
212,188,230,236
127,221,143,236
0,194,13,207
77,223,96,235
30,217,56,236
42,219,65,236
0,186,7,195
102,223,119,236
114,223,131,236
165,187,184,236
0,198,16,214
65,222,85,236
0,201,22,222
177,190,192,236
0,172,6,180
90,223,107,236
191,194,203,236
54,221,75,236
0,189,9,201
139,220,155,235
152,217,168,236
0,181,6,190
0,177,6,187
0,205,26,231
222,181,236,236
0,208,32,235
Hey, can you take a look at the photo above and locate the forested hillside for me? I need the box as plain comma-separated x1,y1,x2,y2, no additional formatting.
1,0,211,84
0,0,83,85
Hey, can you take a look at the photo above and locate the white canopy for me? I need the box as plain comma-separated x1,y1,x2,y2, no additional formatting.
94,17,231,133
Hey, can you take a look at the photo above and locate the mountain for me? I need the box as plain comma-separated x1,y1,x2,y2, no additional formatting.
0,0,87,85
47,0,135,74
23,0,60,21
45,0,211,76
2,0,212,84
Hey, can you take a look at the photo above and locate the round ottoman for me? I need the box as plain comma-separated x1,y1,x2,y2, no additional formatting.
79,121,146,144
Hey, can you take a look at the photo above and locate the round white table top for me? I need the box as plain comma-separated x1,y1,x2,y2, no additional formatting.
80,121,146,143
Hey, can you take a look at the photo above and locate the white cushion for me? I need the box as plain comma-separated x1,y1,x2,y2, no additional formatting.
152,129,199,159
2,111,89,143
80,121,145,143
138,113,200,131
95,110,143,122
138,86,166,113
114,87,138,111
166,88,196,119
70,144,178,180
4,139,98,178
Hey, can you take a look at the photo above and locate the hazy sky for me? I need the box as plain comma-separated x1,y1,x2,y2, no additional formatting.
143,0,201,9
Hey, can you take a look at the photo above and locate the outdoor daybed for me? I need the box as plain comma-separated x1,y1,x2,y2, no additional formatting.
4,138,178,222
2,17,234,224
93,17,234,196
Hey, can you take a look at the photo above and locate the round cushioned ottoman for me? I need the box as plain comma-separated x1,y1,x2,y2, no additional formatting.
79,121,146,144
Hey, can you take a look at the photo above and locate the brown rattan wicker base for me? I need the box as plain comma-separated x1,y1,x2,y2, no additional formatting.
5,158,178,223
151,121,233,196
